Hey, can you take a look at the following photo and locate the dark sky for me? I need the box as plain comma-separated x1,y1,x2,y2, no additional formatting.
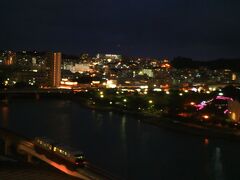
0,0,240,60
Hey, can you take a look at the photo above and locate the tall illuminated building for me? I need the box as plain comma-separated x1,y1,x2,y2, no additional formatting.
4,51,16,65
49,52,61,87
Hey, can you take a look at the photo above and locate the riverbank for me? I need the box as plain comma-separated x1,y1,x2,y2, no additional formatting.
71,97,240,141
2,92,240,142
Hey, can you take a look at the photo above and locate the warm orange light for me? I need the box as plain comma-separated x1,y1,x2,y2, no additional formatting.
58,86,72,89
202,115,209,120
1,105,9,128
178,113,191,118
204,138,209,145
190,102,195,106
231,112,237,121
161,84,169,89
161,63,171,68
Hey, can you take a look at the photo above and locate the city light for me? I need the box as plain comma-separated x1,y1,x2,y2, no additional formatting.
106,80,117,88
202,115,209,120
218,92,224,96
216,96,233,101
204,138,209,145
153,88,162,92
190,102,195,106
140,85,148,89
1,4,240,179
231,112,237,121
191,87,197,92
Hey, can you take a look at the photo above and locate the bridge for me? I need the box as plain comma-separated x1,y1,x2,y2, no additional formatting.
0,127,119,180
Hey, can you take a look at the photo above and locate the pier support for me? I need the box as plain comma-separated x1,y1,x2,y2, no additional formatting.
4,137,11,156
27,154,32,163
35,93,40,100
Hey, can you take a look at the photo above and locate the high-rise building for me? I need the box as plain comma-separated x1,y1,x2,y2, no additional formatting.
49,52,61,87
4,51,16,65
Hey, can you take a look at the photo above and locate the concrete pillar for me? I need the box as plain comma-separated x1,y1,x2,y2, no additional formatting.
36,93,40,100
27,154,32,163
4,137,11,156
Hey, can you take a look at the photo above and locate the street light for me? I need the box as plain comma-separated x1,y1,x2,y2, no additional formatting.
202,115,209,120
190,102,195,106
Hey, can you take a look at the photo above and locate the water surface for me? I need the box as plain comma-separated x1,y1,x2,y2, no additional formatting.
1,99,240,180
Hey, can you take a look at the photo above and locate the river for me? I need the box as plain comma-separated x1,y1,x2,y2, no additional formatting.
1,99,240,180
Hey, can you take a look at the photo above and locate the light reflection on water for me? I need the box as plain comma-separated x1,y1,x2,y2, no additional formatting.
120,115,127,156
121,115,126,141
109,111,113,120
1,100,240,180
213,147,224,180
1,104,9,128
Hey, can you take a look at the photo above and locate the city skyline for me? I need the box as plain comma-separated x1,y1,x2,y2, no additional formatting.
0,0,240,60
1,1,240,180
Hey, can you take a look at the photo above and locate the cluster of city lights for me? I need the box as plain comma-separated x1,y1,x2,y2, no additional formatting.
193,95,233,113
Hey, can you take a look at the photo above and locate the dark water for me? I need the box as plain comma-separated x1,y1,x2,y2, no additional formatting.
1,99,240,180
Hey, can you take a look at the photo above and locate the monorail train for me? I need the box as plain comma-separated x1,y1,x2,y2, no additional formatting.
34,137,85,167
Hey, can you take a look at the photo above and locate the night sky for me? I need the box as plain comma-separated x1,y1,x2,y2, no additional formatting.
0,0,240,60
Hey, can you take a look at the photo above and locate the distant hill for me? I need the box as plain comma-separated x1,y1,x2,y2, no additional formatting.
171,57,240,71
